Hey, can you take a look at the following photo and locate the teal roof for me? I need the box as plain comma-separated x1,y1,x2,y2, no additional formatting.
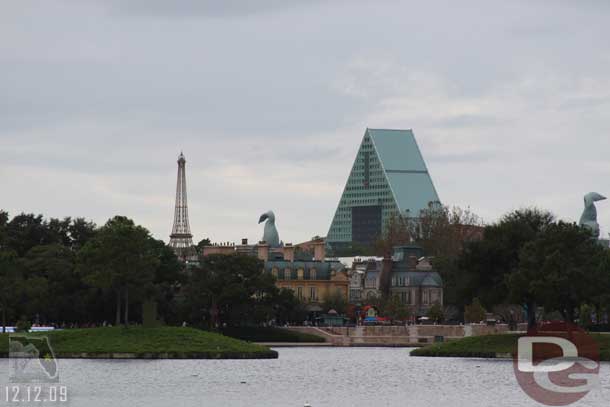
420,273,442,287
392,271,443,287
367,128,440,215
368,129,428,171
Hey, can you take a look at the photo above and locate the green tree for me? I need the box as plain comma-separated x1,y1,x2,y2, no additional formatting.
427,302,445,323
146,239,185,324
464,298,487,323
509,221,603,325
47,217,72,247
579,304,594,328
456,208,554,314
0,250,22,332
78,216,159,326
20,244,82,324
272,288,308,325
0,210,9,249
68,218,97,251
185,254,276,328
384,295,411,321
322,290,348,315
6,213,54,256
4,213,97,255
591,250,610,321
195,238,211,253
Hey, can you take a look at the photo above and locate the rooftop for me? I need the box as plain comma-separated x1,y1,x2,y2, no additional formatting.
367,128,440,215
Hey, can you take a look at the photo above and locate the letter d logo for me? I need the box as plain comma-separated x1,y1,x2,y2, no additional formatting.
513,322,599,406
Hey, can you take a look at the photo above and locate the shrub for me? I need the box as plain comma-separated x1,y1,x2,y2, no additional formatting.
464,298,486,323
428,303,445,323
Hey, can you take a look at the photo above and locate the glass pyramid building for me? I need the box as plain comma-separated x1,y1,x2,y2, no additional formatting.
326,128,440,251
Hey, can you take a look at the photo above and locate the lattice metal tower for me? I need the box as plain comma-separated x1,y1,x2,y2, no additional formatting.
169,152,196,261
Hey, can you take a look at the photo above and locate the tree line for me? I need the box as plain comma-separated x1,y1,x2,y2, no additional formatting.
455,208,610,327
3,205,607,331
0,211,310,332
381,204,610,327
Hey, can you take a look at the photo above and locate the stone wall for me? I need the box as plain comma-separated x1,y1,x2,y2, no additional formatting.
283,323,527,346
323,324,525,338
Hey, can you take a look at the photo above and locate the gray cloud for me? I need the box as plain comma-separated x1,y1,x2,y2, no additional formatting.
1,0,610,243
93,0,333,18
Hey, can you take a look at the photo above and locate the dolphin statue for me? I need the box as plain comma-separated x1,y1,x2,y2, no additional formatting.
259,210,280,247
579,192,606,238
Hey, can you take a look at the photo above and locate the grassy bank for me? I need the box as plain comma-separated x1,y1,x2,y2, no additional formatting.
221,327,326,343
411,333,610,361
0,327,278,359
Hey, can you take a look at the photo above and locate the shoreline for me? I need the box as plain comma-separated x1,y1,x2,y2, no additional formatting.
0,327,279,360
260,342,424,348
0,351,278,360
411,333,610,361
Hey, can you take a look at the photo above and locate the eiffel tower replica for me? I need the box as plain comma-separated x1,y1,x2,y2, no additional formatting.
169,152,197,263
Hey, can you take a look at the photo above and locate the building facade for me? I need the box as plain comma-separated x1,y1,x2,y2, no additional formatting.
327,128,440,252
258,240,349,308
202,239,350,307
347,246,443,317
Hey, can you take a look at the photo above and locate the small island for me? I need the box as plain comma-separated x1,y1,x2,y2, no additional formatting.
0,327,278,359
410,333,610,361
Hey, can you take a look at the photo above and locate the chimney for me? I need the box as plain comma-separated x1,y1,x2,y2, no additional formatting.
257,241,269,261
241,238,248,245
408,255,418,271
380,256,393,297
283,243,295,262
313,240,326,261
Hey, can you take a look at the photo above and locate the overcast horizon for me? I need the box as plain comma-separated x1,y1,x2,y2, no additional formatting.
2,0,610,244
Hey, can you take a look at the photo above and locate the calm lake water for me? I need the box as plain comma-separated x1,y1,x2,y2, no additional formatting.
1,347,609,407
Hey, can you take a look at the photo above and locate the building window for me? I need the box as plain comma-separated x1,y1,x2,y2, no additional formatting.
297,286,303,300
400,291,408,304
422,290,429,305
310,287,318,301
297,269,304,280
430,289,440,304
284,269,291,280
272,268,279,279
310,268,317,280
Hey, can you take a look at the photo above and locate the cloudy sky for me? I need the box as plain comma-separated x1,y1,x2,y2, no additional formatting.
1,0,609,244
